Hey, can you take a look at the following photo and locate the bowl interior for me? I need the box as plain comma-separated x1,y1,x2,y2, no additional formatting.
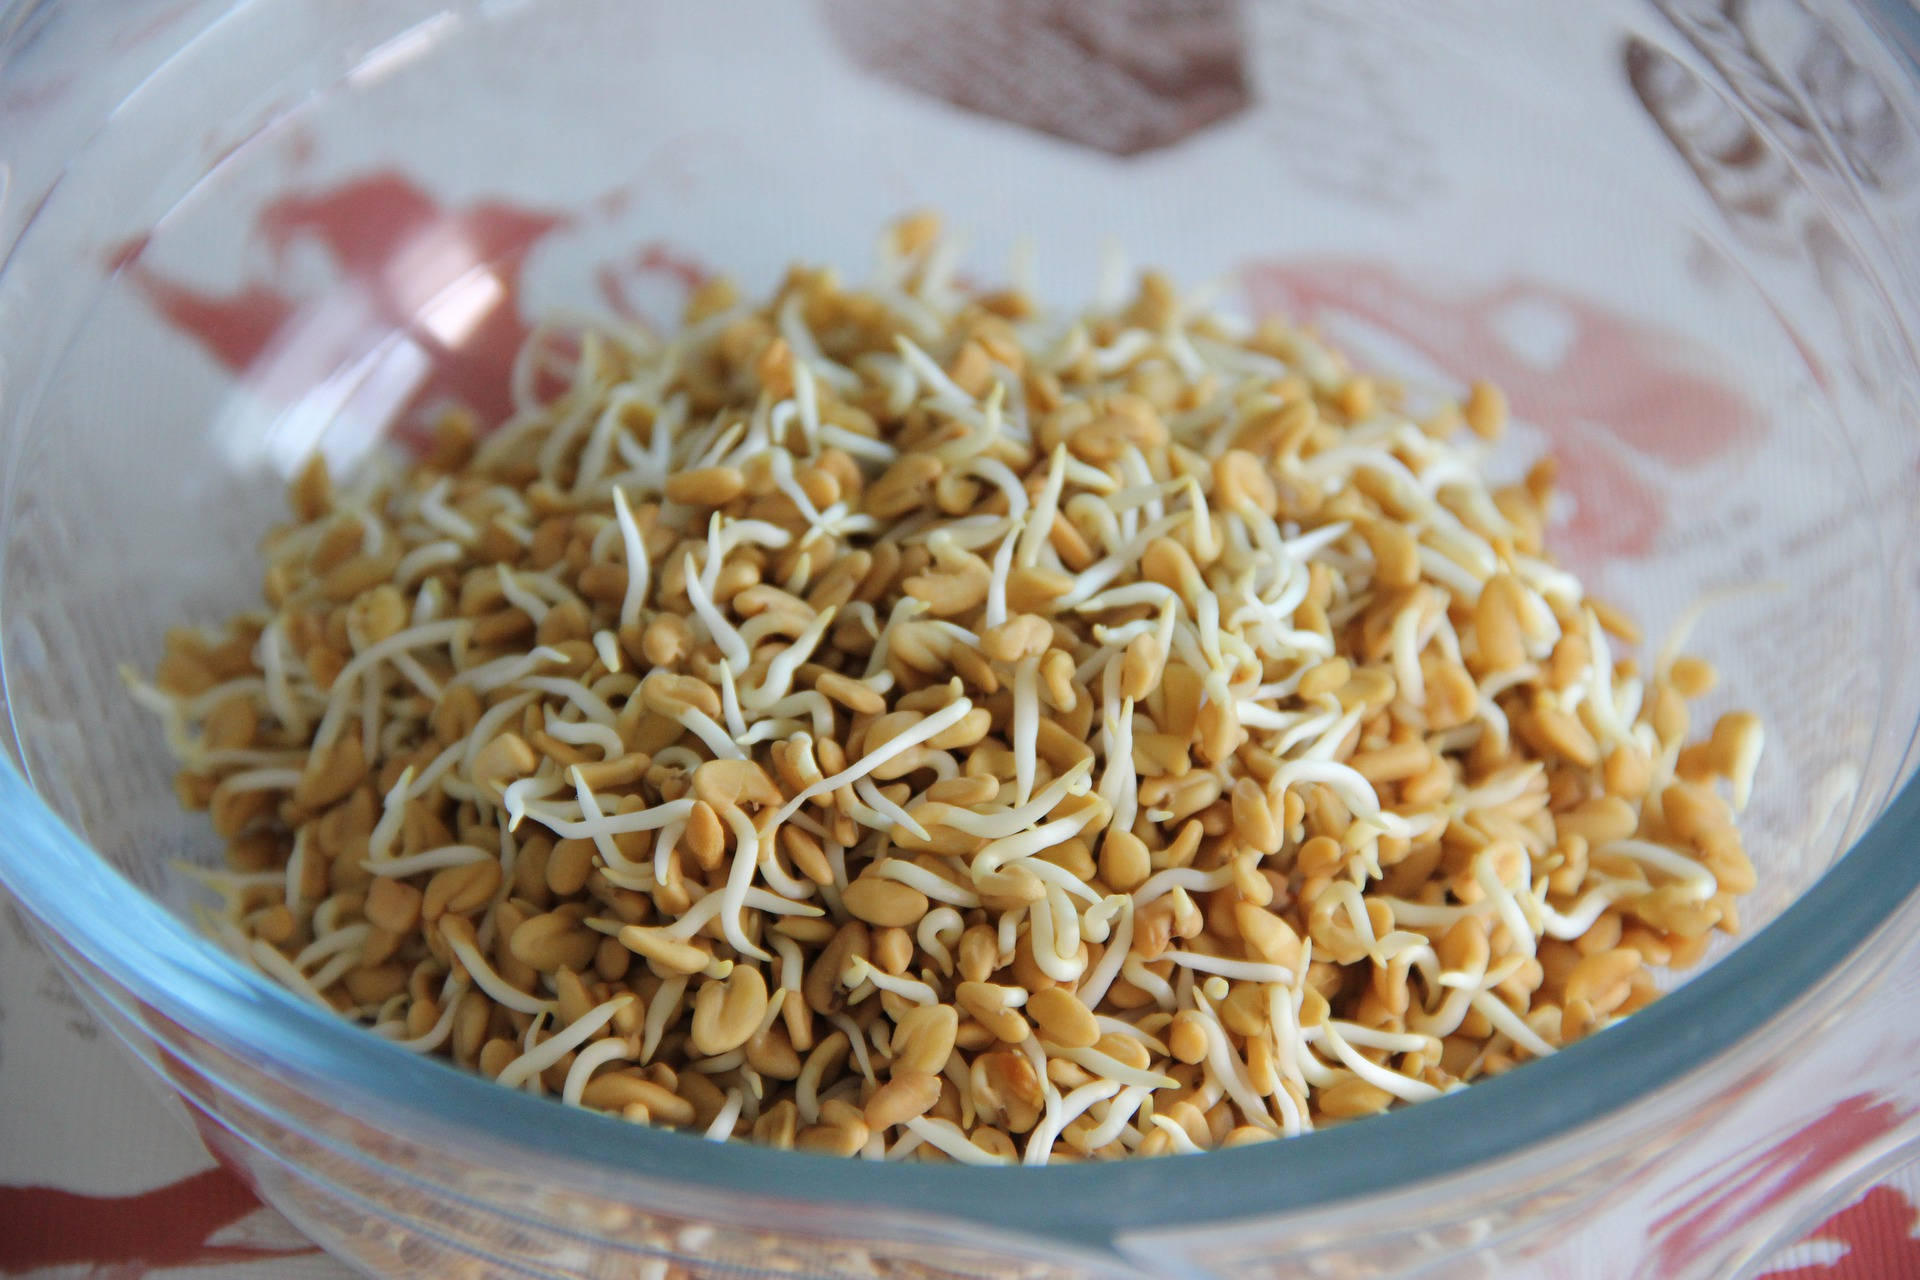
2,0,1918,1224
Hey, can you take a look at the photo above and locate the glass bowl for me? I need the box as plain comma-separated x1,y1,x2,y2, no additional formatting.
4,1,1920,1276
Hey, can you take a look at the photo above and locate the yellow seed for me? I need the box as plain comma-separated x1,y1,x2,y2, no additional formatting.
981,614,1053,664
1474,575,1527,673
1589,597,1642,644
287,452,333,520
1133,732,1189,777
690,966,769,1056
639,615,691,667
1661,781,1731,844
957,926,1000,985
252,904,297,945
543,837,596,897
295,735,368,809
1233,902,1303,972
869,925,913,976
321,551,398,601
889,209,942,256
795,1120,869,1157
746,1021,802,1080
553,967,596,1027
344,962,407,1006
904,561,991,617
1224,1125,1277,1148
1168,1011,1209,1065
1425,659,1478,730
1556,795,1638,848
865,453,943,520
865,1070,943,1131
1563,948,1643,1014
780,826,834,885
1319,1077,1396,1119
1026,987,1100,1049
509,911,599,972
1464,379,1508,441
663,466,747,507
346,584,408,646
1348,740,1429,785
1137,1129,1176,1158
364,877,421,935
1297,658,1350,700
422,859,501,920
804,922,870,1015
1361,520,1420,589
927,776,998,807
1700,829,1757,896
470,732,538,793
1105,832,1144,890
1194,698,1243,766
1094,1032,1151,1072
641,671,722,719
582,1073,696,1126
949,643,1000,694
1229,776,1281,855
1523,703,1599,769
1297,835,1343,879
1069,407,1166,464
1650,684,1689,746
817,670,886,715
955,981,1030,1043
617,925,710,976
926,706,992,751
445,989,489,1064
1400,756,1454,808
1005,567,1074,614
1121,633,1165,702
477,1038,518,1079
1212,449,1277,514
1709,710,1763,781
1337,665,1396,714
571,753,650,793
691,758,782,812
1548,631,1590,690
1047,672,1090,732
892,1003,960,1075
1603,746,1652,800
202,695,259,750
840,877,930,928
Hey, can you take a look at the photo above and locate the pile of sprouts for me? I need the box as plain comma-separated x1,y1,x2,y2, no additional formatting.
133,215,1763,1163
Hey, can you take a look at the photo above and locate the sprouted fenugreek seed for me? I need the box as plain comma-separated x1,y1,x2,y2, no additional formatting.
131,215,1764,1163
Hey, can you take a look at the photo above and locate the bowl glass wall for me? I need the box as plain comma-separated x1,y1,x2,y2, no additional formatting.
4,1,1920,1276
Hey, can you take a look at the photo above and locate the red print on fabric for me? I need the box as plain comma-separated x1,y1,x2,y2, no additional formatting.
1240,260,1768,564
1654,1094,1916,1275
110,172,569,436
596,242,712,324
0,1166,316,1276
1762,1186,1920,1279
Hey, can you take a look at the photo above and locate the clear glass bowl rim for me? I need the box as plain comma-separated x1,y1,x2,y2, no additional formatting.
3,0,1920,1253
4,763,1919,1249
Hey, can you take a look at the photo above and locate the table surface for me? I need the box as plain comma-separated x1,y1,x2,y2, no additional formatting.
2,895,1915,1280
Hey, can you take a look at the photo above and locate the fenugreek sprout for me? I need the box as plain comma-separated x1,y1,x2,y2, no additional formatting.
134,214,1761,1162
